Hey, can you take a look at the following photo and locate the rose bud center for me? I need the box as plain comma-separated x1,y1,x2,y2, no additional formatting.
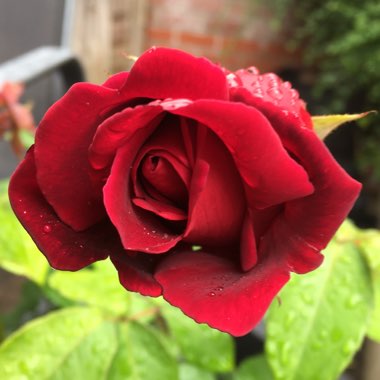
140,154,189,208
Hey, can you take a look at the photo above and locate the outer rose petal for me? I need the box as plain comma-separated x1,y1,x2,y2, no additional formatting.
155,250,289,336
232,90,362,273
110,251,163,297
8,148,114,270
35,82,133,231
121,47,229,101
165,99,314,209
102,72,129,89
88,105,164,171
230,68,313,129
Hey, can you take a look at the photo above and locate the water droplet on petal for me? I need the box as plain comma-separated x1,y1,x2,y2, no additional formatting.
208,291,216,297
43,225,52,233
226,73,239,87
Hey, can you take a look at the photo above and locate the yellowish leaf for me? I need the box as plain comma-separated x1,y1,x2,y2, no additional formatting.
312,111,375,140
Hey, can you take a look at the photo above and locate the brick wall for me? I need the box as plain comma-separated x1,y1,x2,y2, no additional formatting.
144,0,300,73
72,0,300,82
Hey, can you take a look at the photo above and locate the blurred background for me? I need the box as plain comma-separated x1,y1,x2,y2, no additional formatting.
1,0,380,379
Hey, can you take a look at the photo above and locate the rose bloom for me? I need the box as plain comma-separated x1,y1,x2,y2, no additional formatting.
9,47,361,336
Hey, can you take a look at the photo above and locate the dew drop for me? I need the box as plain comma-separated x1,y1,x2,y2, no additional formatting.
22,210,27,215
208,291,216,297
301,292,313,304
266,340,277,355
342,340,356,355
247,66,259,75
216,286,224,292
346,294,362,308
43,225,52,233
226,73,239,87
285,311,296,327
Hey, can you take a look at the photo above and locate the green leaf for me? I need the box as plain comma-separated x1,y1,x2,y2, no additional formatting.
234,355,273,380
107,322,178,380
357,229,380,341
179,363,215,380
312,111,374,139
48,259,130,315
0,307,117,380
48,259,158,319
0,181,48,284
161,303,235,372
0,307,179,380
266,225,373,380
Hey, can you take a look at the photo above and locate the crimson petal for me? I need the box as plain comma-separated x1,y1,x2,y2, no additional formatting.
155,250,289,336
165,99,314,209
34,82,132,231
8,148,114,270
110,251,163,297
122,47,228,101
184,127,246,246
232,90,362,273
102,72,129,89
103,127,182,254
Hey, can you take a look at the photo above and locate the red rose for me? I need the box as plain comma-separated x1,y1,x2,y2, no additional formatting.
8,47,361,336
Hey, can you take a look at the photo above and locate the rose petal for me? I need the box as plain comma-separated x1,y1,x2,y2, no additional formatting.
140,155,189,206
230,69,313,129
184,127,246,246
166,99,315,209
155,250,289,336
102,72,129,89
232,91,362,273
132,198,187,221
240,211,258,271
34,82,132,231
110,251,163,297
8,148,115,270
103,127,182,254
122,47,228,101
88,105,164,171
